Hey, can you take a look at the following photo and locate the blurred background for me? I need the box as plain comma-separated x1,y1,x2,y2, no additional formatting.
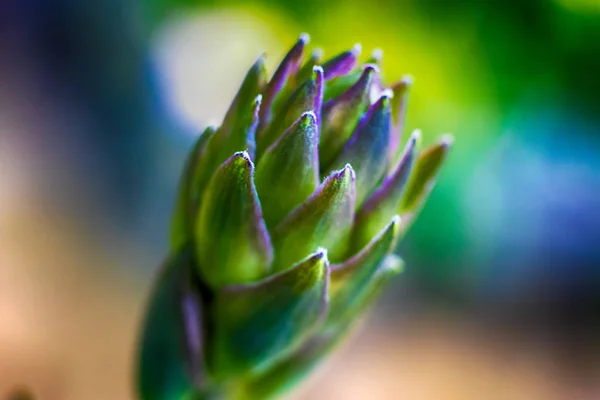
1,0,600,399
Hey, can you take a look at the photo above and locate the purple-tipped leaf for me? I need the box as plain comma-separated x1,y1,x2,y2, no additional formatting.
191,58,266,209
351,130,419,250
220,55,268,137
255,112,319,229
258,34,309,133
195,152,273,288
319,65,377,171
321,43,361,80
293,48,324,89
326,94,392,208
272,165,356,271
257,66,324,158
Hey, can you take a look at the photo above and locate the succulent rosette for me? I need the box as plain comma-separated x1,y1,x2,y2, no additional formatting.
137,34,452,400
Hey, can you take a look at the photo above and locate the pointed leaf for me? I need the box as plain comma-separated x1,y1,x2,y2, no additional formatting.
255,112,319,228
389,76,413,161
241,333,335,400
293,48,324,89
399,135,453,230
191,57,266,207
258,34,309,133
170,126,217,251
271,165,356,271
319,65,377,170
243,253,402,400
351,130,419,250
218,93,262,164
257,66,324,157
195,152,273,288
321,44,361,80
220,55,267,138
210,249,330,377
326,94,392,207
268,48,323,123
137,249,206,400
329,216,400,327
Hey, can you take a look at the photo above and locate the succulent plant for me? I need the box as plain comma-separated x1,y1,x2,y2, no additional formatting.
137,34,452,400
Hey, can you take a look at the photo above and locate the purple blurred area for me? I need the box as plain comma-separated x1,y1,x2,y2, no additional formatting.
1,0,600,399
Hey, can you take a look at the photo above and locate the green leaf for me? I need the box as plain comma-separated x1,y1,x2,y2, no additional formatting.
255,112,319,229
271,164,356,272
319,65,376,171
258,34,308,133
195,152,273,288
351,130,419,251
220,55,268,141
257,66,323,157
389,76,413,161
293,48,323,90
192,57,267,206
243,253,403,400
137,249,206,400
210,249,330,378
325,94,392,208
399,135,453,231
170,126,217,252
329,216,400,328
241,334,334,400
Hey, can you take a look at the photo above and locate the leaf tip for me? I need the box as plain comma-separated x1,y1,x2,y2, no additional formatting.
440,133,455,147
299,32,311,45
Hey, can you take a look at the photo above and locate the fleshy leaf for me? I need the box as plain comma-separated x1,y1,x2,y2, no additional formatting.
137,249,206,400
351,130,419,251
219,94,262,163
293,48,324,88
210,249,330,377
240,333,334,400
243,253,402,400
220,55,268,139
326,94,392,208
170,126,217,251
191,57,266,207
272,165,356,271
255,112,319,229
329,216,400,327
389,76,413,161
321,44,361,80
195,152,273,288
399,135,453,231
319,65,377,171
257,66,324,157
258,34,308,133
